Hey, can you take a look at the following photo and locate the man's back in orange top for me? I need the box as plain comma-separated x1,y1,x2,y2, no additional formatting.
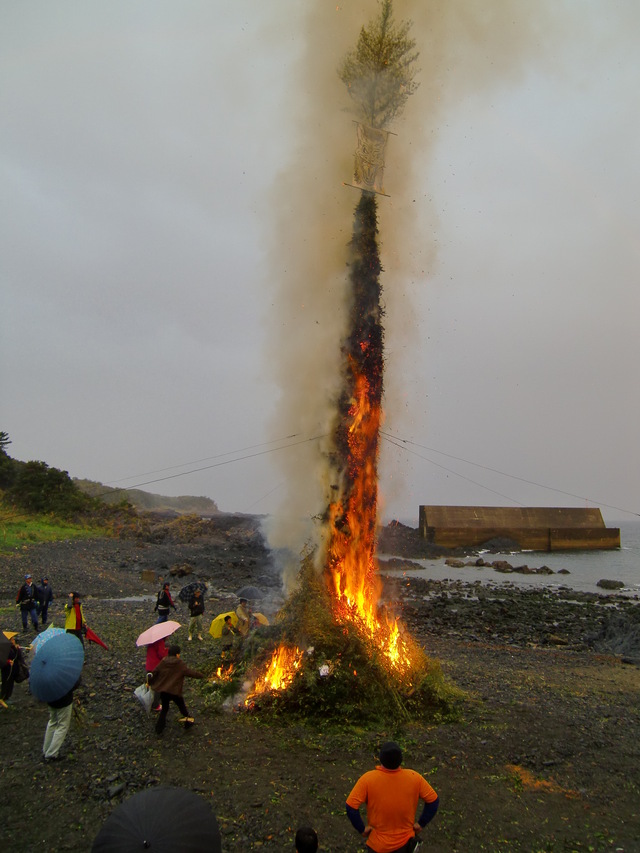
346,765,438,852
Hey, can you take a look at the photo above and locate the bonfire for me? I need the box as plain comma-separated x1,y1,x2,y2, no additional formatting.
211,2,458,724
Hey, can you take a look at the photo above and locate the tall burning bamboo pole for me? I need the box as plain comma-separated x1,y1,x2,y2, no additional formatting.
323,1,419,633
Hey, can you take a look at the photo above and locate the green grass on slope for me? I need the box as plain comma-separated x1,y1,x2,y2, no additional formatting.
0,504,109,552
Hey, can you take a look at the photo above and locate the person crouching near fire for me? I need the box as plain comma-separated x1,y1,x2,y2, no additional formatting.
220,614,238,660
346,741,439,853
147,644,204,735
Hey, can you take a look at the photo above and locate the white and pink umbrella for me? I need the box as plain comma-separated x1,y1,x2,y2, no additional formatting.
135,621,181,647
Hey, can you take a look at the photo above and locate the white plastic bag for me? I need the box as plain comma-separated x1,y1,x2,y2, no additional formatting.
134,683,154,714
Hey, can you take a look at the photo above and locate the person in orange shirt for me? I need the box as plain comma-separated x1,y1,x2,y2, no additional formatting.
346,742,439,853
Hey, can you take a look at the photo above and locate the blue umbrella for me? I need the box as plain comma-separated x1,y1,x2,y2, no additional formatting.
29,632,84,703
30,625,66,656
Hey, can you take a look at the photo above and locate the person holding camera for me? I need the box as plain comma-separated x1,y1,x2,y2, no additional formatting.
187,589,205,642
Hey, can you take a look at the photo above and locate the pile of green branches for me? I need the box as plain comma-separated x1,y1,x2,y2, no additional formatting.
238,554,463,725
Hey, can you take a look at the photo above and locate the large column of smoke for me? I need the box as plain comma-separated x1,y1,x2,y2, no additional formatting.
264,1,559,583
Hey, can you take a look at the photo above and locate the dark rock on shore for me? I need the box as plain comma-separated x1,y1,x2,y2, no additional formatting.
597,578,625,590
383,574,640,656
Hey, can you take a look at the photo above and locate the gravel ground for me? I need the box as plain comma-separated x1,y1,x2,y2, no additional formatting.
1,522,639,852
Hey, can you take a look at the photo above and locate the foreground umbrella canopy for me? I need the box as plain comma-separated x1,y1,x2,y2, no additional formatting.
209,611,238,639
235,585,264,601
30,625,65,656
135,621,181,648
91,786,221,853
29,632,84,703
177,581,208,603
252,612,269,627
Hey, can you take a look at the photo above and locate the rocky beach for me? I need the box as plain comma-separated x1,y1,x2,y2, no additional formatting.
0,515,638,852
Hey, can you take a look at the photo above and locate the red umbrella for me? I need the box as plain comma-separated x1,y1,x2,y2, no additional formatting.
135,621,181,647
86,627,109,650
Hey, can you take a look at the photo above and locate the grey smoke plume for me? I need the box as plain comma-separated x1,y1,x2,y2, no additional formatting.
263,1,562,575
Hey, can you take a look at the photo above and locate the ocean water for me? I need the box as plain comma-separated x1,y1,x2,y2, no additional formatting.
381,519,640,598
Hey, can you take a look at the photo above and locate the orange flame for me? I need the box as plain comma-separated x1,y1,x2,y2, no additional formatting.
326,357,415,675
210,664,235,682
249,645,304,697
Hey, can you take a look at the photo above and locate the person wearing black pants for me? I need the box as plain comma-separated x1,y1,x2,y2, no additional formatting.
16,575,39,632
147,645,204,735
156,692,190,734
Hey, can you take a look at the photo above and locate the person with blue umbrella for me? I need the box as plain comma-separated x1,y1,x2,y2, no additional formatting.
30,632,84,761
42,675,81,761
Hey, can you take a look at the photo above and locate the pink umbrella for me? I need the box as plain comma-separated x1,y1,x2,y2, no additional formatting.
135,621,181,647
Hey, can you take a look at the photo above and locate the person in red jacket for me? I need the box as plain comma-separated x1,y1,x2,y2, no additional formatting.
346,742,439,853
145,638,168,712
147,645,204,735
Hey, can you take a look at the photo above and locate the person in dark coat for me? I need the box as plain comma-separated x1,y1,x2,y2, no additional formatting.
0,634,28,708
36,577,54,626
147,644,204,735
16,574,39,632
187,589,205,641
154,583,176,624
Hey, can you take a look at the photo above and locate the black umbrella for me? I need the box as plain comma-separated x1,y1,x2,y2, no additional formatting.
91,786,221,853
177,581,208,603
235,585,264,601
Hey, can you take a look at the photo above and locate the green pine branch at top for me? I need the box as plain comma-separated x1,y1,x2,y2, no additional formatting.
338,0,419,129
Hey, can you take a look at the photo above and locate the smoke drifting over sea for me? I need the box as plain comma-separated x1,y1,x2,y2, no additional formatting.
263,1,562,569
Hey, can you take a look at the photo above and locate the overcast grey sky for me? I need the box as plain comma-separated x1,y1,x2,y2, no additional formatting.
2,1,639,533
